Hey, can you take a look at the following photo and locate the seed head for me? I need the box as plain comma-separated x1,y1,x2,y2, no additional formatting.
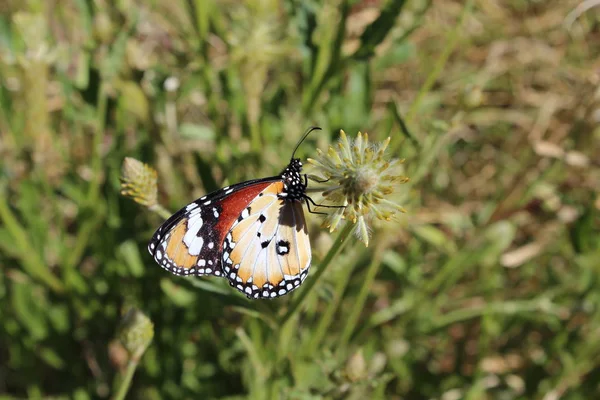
308,130,409,247
118,308,154,362
120,157,158,208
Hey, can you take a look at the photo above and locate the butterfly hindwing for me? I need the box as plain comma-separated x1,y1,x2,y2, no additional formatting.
222,182,311,299
148,178,278,277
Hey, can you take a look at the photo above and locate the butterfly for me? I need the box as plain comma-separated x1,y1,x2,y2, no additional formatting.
148,127,337,299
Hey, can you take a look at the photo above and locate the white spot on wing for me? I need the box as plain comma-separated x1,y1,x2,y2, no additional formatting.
240,208,250,219
184,215,203,248
188,236,204,256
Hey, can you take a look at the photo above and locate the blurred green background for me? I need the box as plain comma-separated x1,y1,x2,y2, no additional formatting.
1,0,600,399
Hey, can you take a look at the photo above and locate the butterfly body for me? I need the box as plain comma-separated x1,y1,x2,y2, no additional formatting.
148,158,311,299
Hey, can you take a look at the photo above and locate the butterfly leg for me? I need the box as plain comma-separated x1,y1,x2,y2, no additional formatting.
303,195,346,216
304,198,328,215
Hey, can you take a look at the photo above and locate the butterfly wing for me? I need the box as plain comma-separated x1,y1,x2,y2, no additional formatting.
148,178,279,277
222,182,311,299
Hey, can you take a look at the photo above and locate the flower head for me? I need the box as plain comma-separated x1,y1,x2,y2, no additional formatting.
120,157,158,208
307,130,409,246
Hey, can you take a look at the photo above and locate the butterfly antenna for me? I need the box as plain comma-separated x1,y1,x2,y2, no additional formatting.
291,126,322,160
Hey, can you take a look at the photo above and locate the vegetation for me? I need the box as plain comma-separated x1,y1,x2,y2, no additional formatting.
1,0,599,398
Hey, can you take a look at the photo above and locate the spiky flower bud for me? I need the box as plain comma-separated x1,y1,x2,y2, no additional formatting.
118,308,154,362
308,130,409,247
120,157,158,208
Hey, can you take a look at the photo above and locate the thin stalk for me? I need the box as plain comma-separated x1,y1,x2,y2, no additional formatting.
88,81,108,203
112,358,140,400
430,298,563,331
305,250,357,354
149,204,173,220
236,327,267,382
301,1,350,114
280,223,354,325
64,206,104,271
403,0,474,126
0,185,64,293
338,240,387,349
249,121,262,154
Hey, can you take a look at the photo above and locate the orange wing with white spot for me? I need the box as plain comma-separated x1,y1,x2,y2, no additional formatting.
221,182,311,299
148,179,275,278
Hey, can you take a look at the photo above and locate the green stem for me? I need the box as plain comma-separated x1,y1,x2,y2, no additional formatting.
430,298,562,331
280,223,354,325
236,327,267,382
149,204,173,220
301,1,350,114
113,357,139,400
64,206,105,271
88,81,108,203
305,250,357,354
0,184,64,293
403,0,474,125
338,241,386,349
249,121,262,155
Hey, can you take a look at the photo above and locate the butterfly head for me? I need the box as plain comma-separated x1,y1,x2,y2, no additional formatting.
280,158,306,201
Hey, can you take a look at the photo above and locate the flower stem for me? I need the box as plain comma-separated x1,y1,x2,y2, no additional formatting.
338,240,387,349
0,183,65,293
113,357,140,400
149,204,173,220
88,81,108,203
280,223,354,324
305,250,357,355
403,0,474,126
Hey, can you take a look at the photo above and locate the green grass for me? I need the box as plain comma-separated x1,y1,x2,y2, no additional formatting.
1,0,600,399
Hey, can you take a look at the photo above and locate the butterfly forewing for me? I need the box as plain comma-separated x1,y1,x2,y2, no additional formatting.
222,182,311,299
148,179,277,277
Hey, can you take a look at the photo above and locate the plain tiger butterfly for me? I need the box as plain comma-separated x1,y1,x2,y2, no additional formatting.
148,127,337,299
